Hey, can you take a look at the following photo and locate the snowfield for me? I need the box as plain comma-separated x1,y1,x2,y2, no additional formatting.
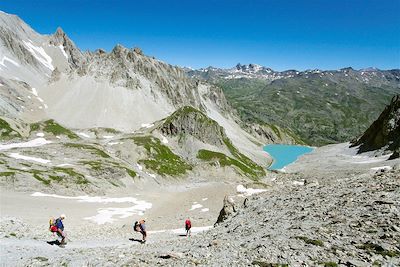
0,138,52,151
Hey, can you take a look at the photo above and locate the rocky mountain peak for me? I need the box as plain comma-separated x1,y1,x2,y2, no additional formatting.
54,27,66,37
49,26,84,68
160,106,226,147
133,47,143,55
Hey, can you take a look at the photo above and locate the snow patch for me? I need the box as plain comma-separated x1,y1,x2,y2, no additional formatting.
161,136,168,144
31,192,152,225
147,173,156,178
370,166,392,171
0,138,52,151
141,123,154,128
200,208,209,212
236,184,267,196
23,40,54,70
84,204,151,225
170,226,212,235
102,135,114,139
0,56,20,67
107,142,121,146
202,198,208,201
58,45,68,59
292,180,305,186
77,132,91,138
9,153,50,164
190,204,203,211
36,133,44,137
137,164,143,171
31,88,38,96
57,163,74,167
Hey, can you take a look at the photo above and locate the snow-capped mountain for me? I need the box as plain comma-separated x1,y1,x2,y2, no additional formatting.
187,63,400,85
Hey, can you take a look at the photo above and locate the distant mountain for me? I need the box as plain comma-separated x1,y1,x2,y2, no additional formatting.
351,95,400,159
187,64,400,145
0,11,282,193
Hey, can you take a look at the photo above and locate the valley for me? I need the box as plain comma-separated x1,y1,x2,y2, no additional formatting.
0,9,399,267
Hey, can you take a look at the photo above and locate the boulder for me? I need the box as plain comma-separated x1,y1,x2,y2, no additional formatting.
215,196,236,224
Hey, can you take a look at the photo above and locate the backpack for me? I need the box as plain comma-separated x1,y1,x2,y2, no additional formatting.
49,217,58,232
133,221,139,232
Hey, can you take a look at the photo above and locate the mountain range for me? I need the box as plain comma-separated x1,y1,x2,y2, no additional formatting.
187,64,400,145
1,11,294,193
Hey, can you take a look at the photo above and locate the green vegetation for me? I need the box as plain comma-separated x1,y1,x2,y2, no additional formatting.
0,118,21,139
80,160,103,171
164,106,208,125
322,262,338,267
9,166,88,186
223,138,265,177
64,143,110,158
33,172,51,185
53,167,89,184
197,149,263,179
48,175,63,182
102,128,120,134
216,76,397,146
295,236,324,246
9,232,16,237
30,120,79,139
80,160,136,179
125,168,137,178
133,135,191,176
0,171,15,177
357,242,400,257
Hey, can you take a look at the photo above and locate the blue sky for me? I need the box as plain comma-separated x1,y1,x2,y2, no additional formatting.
1,0,399,70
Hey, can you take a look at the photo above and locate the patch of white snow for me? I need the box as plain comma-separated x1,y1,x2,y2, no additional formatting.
190,204,203,211
236,184,267,196
9,153,50,164
22,40,54,70
0,138,52,151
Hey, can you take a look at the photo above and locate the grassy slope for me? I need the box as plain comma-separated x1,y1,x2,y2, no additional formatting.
217,77,397,146
133,135,192,177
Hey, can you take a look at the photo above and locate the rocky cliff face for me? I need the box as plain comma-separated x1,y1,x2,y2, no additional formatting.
160,106,226,147
351,95,400,158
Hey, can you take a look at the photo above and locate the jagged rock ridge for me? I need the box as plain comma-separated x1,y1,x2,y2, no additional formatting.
351,95,400,158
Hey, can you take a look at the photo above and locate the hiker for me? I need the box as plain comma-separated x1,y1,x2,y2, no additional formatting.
50,214,66,245
185,218,192,237
134,219,147,243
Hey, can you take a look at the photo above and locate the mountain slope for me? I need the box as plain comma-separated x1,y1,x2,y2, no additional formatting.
0,11,271,192
188,65,400,146
351,94,400,158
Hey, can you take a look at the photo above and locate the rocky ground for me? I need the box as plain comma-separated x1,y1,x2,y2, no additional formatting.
1,145,399,266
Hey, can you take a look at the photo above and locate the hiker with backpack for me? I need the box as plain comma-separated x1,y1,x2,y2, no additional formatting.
133,219,147,243
185,217,192,237
49,214,66,245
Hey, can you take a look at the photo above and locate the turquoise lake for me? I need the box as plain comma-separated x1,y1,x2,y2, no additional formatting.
263,144,314,170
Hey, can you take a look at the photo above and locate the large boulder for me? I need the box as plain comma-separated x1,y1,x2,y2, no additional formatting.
215,196,236,224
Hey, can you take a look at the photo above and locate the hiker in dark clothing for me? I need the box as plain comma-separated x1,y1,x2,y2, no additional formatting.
134,219,147,243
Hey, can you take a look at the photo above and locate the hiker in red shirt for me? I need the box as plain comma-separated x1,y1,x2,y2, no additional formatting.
185,218,192,237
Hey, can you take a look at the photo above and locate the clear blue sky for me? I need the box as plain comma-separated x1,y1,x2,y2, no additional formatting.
1,0,399,70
